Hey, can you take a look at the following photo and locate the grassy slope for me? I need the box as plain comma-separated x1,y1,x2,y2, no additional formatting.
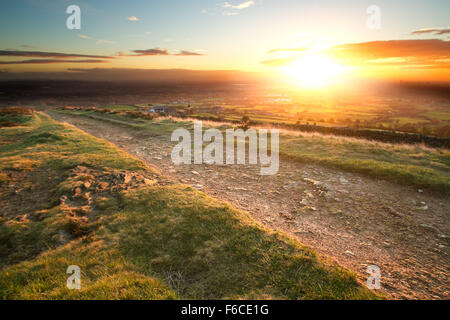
55,110,450,194
0,113,377,299
279,133,450,194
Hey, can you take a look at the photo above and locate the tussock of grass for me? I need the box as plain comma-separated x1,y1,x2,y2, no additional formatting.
0,206,78,267
0,107,34,127
0,240,176,300
0,112,379,299
0,113,147,172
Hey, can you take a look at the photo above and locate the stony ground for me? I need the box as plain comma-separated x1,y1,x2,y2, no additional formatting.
48,111,449,300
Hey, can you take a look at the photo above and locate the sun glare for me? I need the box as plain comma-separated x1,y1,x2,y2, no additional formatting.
282,54,346,89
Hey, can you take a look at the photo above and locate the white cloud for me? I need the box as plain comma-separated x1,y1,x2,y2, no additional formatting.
77,34,92,40
223,1,255,10
201,9,208,14
127,16,139,21
78,34,117,45
412,27,450,35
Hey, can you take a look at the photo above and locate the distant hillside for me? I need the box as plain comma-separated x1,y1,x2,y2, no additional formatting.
0,68,264,83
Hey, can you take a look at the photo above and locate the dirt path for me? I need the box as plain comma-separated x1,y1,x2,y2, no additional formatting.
48,111,449,300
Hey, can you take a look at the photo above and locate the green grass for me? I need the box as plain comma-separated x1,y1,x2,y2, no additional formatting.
390,117,429,125
55,109,450,194
279,133,450,194
421,111,450,121
0,112,378,299
0,108,35,127
110,185,374,299
55,109,192,137
0,113,147,172
99,105,139,111
0,113,34,126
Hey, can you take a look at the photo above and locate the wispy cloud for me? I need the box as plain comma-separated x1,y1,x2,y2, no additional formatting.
263,39,450,69
126,47,205,56
0,45,203,65
127,16,139,21
223,1,255,10
129,48,170,56
78,34,117,45
20,44,37,49
0,49,114,65
412,27,450,35
175,50,204,56
0,50,114,59
330,39,450,61
0,59,107,64
77,34,92,40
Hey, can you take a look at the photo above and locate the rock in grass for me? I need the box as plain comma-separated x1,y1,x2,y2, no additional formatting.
144,178,156,186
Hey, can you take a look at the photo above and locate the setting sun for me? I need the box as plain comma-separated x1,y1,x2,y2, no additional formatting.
281,54,347,89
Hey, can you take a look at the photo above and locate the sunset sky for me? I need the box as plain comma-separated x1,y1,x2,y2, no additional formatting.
0,0,449,83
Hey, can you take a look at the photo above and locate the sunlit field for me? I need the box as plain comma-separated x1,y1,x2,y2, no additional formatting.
53,108,450,193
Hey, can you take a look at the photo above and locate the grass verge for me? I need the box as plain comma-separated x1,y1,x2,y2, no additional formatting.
279,133,450,194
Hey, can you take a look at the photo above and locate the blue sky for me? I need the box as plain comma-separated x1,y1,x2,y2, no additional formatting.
0,0,449,74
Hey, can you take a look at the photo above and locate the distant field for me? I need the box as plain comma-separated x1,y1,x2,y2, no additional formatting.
99,105,140,111
65,98,450,137
422,111,450,121
278,133,450,193
390,117,429,125
0,111,377,299
141,100,450,137
55,109,450,194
